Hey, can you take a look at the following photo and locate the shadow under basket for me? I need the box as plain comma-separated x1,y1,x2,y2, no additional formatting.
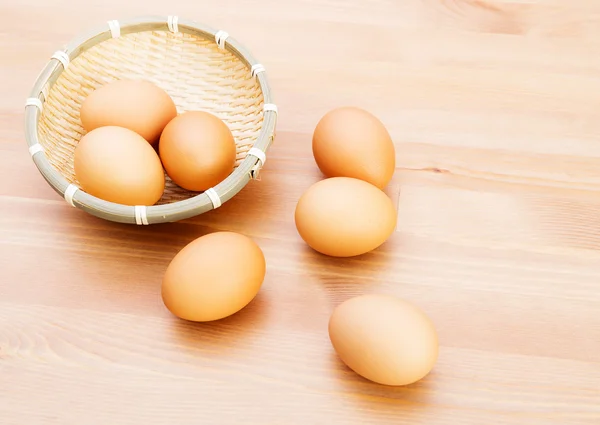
24,16,277,225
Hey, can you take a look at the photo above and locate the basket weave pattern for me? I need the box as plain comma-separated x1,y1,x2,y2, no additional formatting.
38,30,264,205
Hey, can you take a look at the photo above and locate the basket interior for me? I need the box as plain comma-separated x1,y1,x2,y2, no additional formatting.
38,30,265,205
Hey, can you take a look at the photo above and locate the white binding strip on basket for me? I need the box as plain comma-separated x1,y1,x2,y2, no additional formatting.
251,64,266,77
167,15,179,33
263,103,278,115
108,20,121,38
64,184,79,207
28,143,44,157
215,30,229,49
25,97,43,112
248,147,266,166
134,206,149,225
51,51,70,69
205,188,222,209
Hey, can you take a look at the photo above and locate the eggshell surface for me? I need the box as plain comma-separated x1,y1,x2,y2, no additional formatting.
312,106,396,189
159,111,236,191
329,294,438,386
80,79,177,144
295,177,397,257
74,126,165,206
162,232,266,322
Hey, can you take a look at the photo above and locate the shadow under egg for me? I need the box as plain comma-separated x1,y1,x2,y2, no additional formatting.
327,350,438,416
297,237,398,294
168,292,271,357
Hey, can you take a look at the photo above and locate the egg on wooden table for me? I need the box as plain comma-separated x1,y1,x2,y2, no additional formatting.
74,126,165,206
162,232,266,322
80,79,177,145
295,177,397,257
159,111,236,191
312,106,396,189
329,294,439,386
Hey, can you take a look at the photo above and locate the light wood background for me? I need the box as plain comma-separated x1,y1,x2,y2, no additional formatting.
2,0,600,424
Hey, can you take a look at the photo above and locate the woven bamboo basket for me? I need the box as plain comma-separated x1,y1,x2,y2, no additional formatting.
24,16,277,225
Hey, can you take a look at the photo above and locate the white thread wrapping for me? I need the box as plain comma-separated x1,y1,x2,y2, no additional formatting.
25,97,43,112
167,15,179,33
64,184,79,207
28,143,44,157
51,51,70,69
263,103,278,115
215,30,229,49
251,64,266,77
247,147,266,166
205,188,222,209
108,20,120,38
135,206,149,225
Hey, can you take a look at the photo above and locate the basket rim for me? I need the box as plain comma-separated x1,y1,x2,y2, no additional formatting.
24,15,277,225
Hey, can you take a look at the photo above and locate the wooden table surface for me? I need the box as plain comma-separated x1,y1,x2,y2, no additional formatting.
2,0,600,424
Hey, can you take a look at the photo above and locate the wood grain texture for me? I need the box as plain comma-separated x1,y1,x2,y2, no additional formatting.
2,0,600,424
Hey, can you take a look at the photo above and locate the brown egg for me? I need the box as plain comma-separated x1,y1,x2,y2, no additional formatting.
313,106,396,189
74,126,165,205
295,177,397,257
159,111,236,191
162,232,266,322
329,294,438,386
80,79,177,144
